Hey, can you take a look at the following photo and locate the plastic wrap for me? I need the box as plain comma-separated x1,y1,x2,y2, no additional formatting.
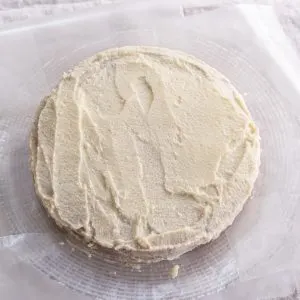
1,1,300,299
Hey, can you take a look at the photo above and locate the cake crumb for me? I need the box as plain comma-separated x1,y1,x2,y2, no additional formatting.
135,237,150,249
87,253,92,258
169,265,180,279
87,242,94,248
59,241,65,246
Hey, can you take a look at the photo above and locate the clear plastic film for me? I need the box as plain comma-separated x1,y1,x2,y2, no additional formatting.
1,1,300,299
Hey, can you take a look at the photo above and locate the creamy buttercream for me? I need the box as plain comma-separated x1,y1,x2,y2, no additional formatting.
30,46,260,262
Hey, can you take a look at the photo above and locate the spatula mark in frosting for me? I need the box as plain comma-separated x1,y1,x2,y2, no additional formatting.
78,60,220,238
132,76,154,115
76,87,130,240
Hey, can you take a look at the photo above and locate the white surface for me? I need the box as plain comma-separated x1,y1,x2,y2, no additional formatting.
1,1,300,299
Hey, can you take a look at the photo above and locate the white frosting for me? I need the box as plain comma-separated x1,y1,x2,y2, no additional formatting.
30,46,260,262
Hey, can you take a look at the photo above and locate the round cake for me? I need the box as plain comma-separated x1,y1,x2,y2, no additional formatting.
30,46,260,263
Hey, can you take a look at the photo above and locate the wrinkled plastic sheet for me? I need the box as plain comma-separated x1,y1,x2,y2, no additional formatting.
1,1,300,299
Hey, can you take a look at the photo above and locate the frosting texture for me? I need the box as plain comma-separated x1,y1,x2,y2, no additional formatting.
30,47,260,262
